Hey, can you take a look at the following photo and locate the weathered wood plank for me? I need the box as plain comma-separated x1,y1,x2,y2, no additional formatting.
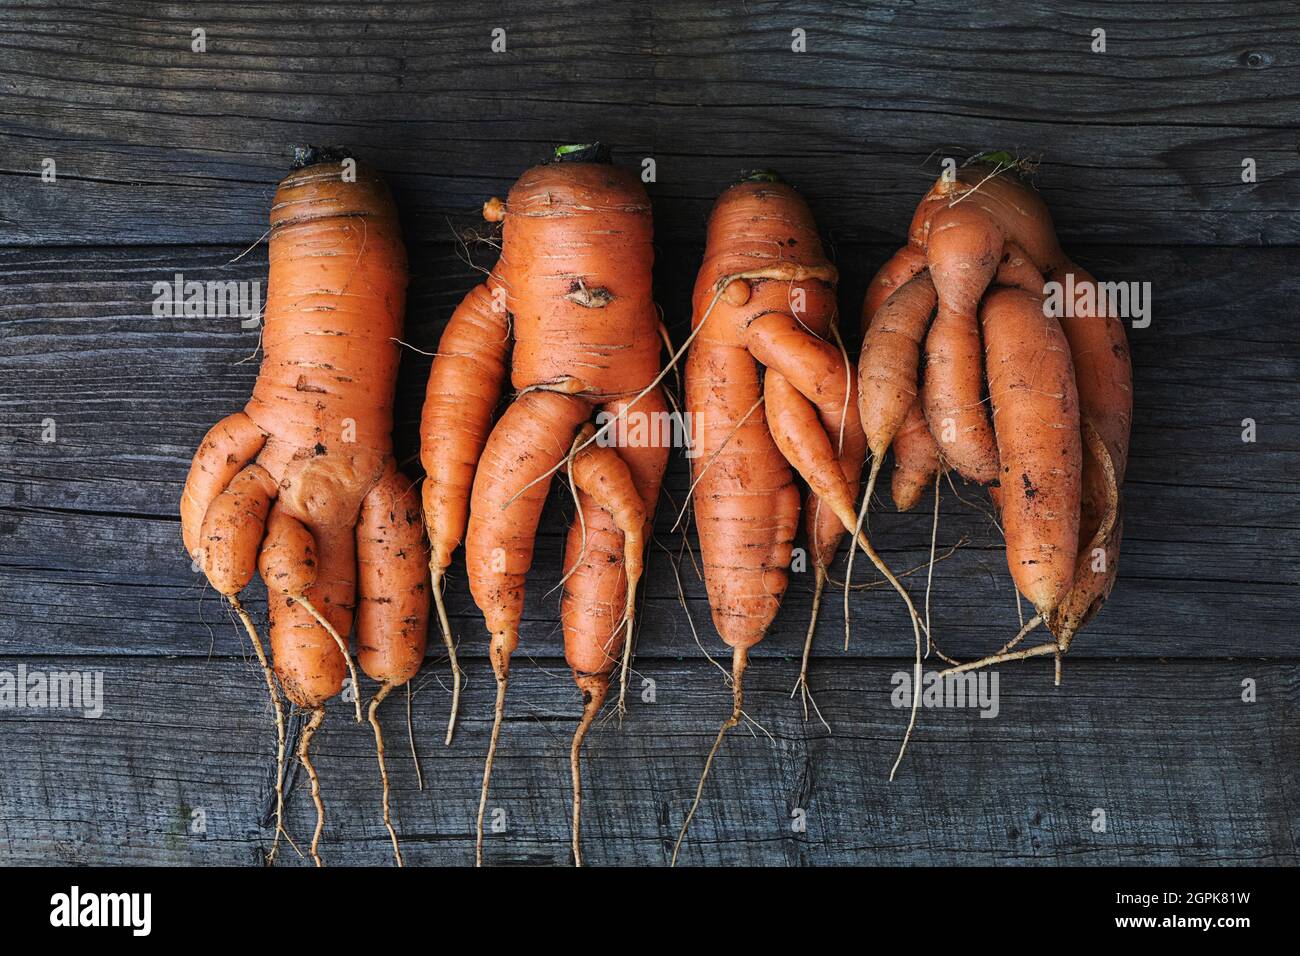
1,242,1297,660
2,0,1297,245
0,656,1294,866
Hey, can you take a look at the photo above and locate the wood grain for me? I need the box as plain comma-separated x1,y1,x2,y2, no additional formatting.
0,656,1294,866
2,1,1297,245
1,0,1297,867
2,243,1296,663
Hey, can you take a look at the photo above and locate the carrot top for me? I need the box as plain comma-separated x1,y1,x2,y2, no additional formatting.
737,169,784,184
553,142,611,164
291,144,353,169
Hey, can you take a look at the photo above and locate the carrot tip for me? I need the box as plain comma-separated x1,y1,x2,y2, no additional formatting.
570,673,609,868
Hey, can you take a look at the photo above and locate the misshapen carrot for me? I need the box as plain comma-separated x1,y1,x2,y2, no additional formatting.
905,159,1070,483
871,155,1132,690
560,413,664,866
678,173,911,860
853,261,941,777
861,245,928,322
429,145,666,866
180,150,428,866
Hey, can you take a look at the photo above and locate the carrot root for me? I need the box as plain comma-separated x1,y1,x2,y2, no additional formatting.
791,566,829,731
939,640,1059,676
228,595,288,864
431,570,463,746
996,614,1043,656
366,682,403,867
475,638,511,867
672,644,748,866
570,674,608,867
848,457,928,780
615,614,635,723
406,682,424,790
296,595,363,724
298,706,327,868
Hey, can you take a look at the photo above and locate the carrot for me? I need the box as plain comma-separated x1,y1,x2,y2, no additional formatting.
877,156,1131,692
676,173,932,860
586,387,671,718
995,242,1046,295
858,271,938,459
560,412,665,866
905,157,1069,482
431,144,665,866
179,148,423,866
467,388,591,863
355,468,430,866
419,282,510,745
861,245,928,321
923,310,999,484
981,286,1082,617
853,265,940,776
890,398,943,512
909,155,1071,290
1047,260,1132,643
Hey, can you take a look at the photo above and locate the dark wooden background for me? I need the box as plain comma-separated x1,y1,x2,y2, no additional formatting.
1,1,1297,866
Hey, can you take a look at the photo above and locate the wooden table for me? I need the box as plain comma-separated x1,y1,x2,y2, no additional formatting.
1,0,1296,866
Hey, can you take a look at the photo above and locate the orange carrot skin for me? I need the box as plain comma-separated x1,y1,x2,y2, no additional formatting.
764,370,864,533
982,287,1082,615
908,164,1066,278
1044,261,1132,645
805,491,844,576
923,301,999,483
860,253,931,508
858,271,938,456
561,390,669,677
687,338,801,648
561,428,653,677
1048,421,1121,646
1050,262,1133,483
562,501,630,675
995,242,1046,295
256,160,408,708
462,159,662,681
180,158,412,710
356,468,430,686
420,282,512,572
495,163,659,401
861,246,928,324
259,507,317,597
181,412,267,558
200,464,278,595
466,389,591,657
568,431,648,578
598,389,672,513
890,398,942,512
903,164,1074,486
686,179,837,650
270,524,356,707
